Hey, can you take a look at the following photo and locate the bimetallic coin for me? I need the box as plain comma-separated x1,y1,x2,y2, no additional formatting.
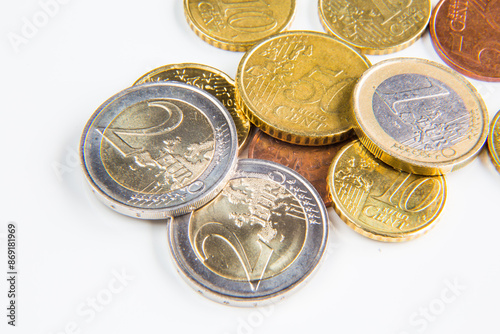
319,0,431,55
184,0,296,52
80,82,238,219
430,0,500,82
236,31,371,146
248,130,347,206
488,110,500,173
169,159,328,305
352,58,488,176
328,141,446,242
135,63,251,153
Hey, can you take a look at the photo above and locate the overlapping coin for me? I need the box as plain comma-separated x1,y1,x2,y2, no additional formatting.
169,159,328,305
80,82,238,219
328,141,446,242
352,58,488,175
135,63,251,153
430,0,500,82
319,0,431,55
184,0,296,51
236,30,371,146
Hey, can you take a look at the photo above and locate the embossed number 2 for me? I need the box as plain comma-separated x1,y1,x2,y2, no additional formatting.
97,101,183,157
194,222,274,291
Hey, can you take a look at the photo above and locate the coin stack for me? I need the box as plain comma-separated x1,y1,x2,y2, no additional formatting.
80,0,498,306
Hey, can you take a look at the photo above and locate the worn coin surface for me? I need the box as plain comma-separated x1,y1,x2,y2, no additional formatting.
169,159,328,306
319,0,431,55
184,0,296,51
135,63,251,152
80,82,238,219
488,110,500,173
430,0,500,82
352,58,488,176
236,31,371,146
248,130,346,206
328,141,446,242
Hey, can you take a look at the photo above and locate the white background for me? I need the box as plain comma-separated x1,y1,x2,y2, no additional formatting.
1,0,500,333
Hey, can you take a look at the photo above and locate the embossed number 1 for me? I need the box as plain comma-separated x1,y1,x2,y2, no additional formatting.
370,0,409,25
373,172,442,212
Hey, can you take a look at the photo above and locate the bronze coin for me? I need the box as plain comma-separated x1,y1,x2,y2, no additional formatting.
247,130,346,206
430,0,500,82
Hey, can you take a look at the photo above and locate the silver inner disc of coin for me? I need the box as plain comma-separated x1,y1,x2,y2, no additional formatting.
80,82,238,219
372,73,469,151
168,159,329,305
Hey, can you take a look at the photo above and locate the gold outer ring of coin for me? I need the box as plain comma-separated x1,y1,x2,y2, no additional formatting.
184,0,296,52
236,30,371,146
328,140,447,242
318,0,431,55
134,63,252,153
488,110,500,173
352,57,489,176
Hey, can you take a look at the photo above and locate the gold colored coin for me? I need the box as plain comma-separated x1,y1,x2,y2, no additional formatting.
488,110,500,173
328,141,446,242
318,0,431,55
184,0,296,52
236,31,371,146
135,63,251,153
352,58,488,176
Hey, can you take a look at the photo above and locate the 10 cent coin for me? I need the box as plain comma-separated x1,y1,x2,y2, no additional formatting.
328,141,446,242
184,0,296,51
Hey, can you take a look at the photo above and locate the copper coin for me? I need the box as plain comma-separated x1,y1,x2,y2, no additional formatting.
430,0,500,82
247,130,346,206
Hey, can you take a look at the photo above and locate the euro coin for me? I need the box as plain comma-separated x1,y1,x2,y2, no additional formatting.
169,159,328,305
430,0,500,82
319,0,431,55
236,31,371,146
352,58,488,176
184,0,296,51
328,141,446,242
80,82,238,219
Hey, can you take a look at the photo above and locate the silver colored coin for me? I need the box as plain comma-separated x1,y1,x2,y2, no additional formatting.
168,159,329,306
80,82,238,219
